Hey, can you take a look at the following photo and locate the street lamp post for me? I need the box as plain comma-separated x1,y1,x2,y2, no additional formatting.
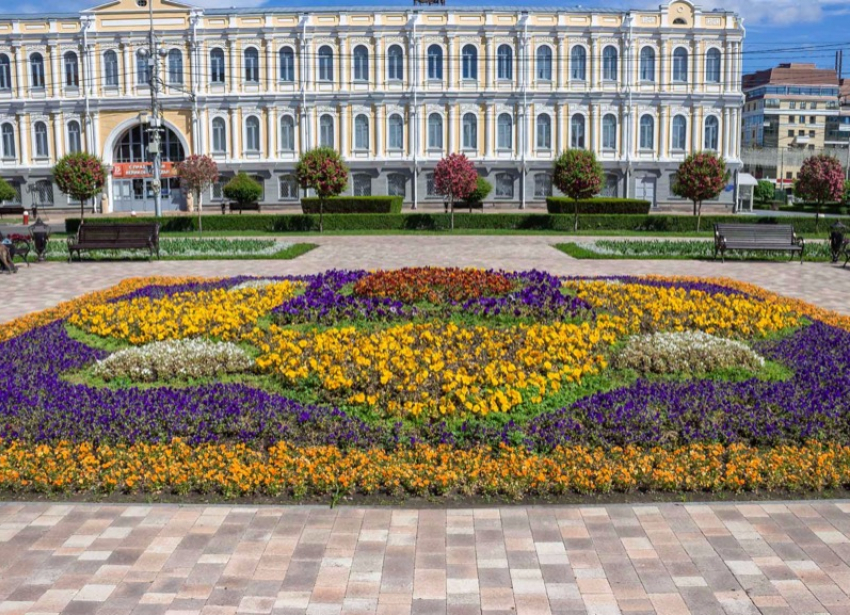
146,0,163,218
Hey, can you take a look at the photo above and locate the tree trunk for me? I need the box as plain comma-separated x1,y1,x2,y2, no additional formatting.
450,196,455,231
816,202,822,233
693,200,698,216
80,198,85,224
319,198,324,233
196,189,203,236
573,199,580,232
696,200,702,233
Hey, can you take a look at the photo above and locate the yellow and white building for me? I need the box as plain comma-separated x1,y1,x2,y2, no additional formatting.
0,0,744,211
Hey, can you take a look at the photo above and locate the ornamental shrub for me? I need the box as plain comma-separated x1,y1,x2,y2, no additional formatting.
754,180,775,203
296,147,349,232
176,155,219,235
223,172,263,209
552,149,605,231
671,152,729,232
433,153,478,229
0,178,16,203
53,153,107,221
301,196,402,214
463,177,493,211
796,154,845,229
546,198,651,215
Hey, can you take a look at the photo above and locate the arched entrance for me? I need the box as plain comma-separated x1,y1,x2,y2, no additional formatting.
110,124,186,212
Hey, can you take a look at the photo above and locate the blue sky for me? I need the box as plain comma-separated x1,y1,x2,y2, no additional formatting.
11,0,850,74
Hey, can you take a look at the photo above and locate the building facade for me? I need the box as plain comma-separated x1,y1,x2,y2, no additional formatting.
0,0,744,212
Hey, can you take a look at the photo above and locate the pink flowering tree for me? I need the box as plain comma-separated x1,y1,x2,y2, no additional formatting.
176,155,219,236
53,153,107,223
434,153,478,230
795,154,845,230
552,149,604,231
296,147,349,232
671,152,729,232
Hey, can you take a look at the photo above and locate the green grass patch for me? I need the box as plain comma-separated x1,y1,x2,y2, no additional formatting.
556,240,831,262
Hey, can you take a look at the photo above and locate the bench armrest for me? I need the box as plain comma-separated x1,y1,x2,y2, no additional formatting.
792,232,804,248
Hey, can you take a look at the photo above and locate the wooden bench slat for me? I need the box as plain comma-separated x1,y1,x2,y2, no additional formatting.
714,223,804,263
68,222,160,261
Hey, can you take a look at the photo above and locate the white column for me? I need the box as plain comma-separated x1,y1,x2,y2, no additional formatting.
375,104,383,157
658,40,666,95
447,104,455,153
591,38,600,89
230,108,239,159
122,43,131,96
340,104,349,157
691,107,699,153
91,111,100,156
408,104,416,158
554,102,561,153
50,45,60,98
267,106,276,159
228,39,237,94
485,103,494,157
374,37,383,90
524,107,532,157
730,107,739,159
660,105,669,159
52,113,64,159
265,39,274,94
13,46,23,98
199,108,207,154
17,114,28,165
485,35,495,90
722,107,731,158
447,36,456,90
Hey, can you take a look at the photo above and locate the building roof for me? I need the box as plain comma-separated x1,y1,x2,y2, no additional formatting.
743,63,839,91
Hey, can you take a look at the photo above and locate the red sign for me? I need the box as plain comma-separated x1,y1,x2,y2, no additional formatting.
112,162,176,178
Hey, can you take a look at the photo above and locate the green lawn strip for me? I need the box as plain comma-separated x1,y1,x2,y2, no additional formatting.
556,240,831,262
42,240,316,261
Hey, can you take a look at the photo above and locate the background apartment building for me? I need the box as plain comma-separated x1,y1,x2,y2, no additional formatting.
0,0,744,212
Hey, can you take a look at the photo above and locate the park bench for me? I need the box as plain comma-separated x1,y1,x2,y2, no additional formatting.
67,222,160,262
221,202,261,214
0,205,25,218
714,223,804,263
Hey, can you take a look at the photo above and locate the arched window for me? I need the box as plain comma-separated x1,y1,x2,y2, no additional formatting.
673,17,687,25
211,117,226,153
570,46,586,81
427,45,443,80
602,114,617,150
495,173,514,198
570,114,585,149
30,53,45,89
462,44,477,80
67,120,81,154
319,114,334,148
639,115,654,149
536,46,552,81
639,47,655,82
354,114,369,150
497,44,513,80
353,174,371,197
167,49,183,85
534,173,553,198
705,48,721,84
244,116,260,152
672,48,688,83
671,114,687,150
103,50,119,87
0,123,15,159
427,113,443,149
602,45,618,81
387,173,406,197
318,46,334,82
136,49,151,85
704,115,719,150
387,45,403,81
279,174,299,200
244,47,259,83
536,114,551,150
210,48,225,84
388,114,403,150
353,45,369,82
462,113,477,150
64,51,79,87
280,115,295,152
33,121,49,158
278,47,295,82
497,113,512,150
0,54,9,91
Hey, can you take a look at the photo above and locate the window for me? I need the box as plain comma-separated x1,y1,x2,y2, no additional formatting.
387,45,403,81
353,174,371,197
279,116,295,152
428,113,443,149
387,173,406,197
136,49,151,85
279,47,295,82
536,46,552,81
318,45,334,82
66,120,81,154
602,45,618,81
570,114,585,149
462,44,477,80
0,54,9,90
673,17,687,24
211,117,226,153
705,48,721,84
33,121,49,158
799,115,805,124
536,114,551,150
672,48,688,83
64,51,79,87
639,115,654,149
497,113,512,150
354,114,369,150
167,49,183,85
789,101,797,110
788,115,795,124
211,180,223,200
495,173,514,198
602,174,618,198
30,53,45,89
426,172,437,197
570,46,586,81
534,173,552,198
103,50,119,87
497,44,512,80
671,114,687,150
704,115,719,150
244,116,260,152
353,45,369,82
33,179,54,206
462,113,477,150
427,45,443,80
787,130,794,138
210,48,225,84
809,116,816,124
602,114,617,150
279,174,298,200
639,47,655,82
319,114,334,148
388,114,403,150
0,123,15,159
244,48,259,83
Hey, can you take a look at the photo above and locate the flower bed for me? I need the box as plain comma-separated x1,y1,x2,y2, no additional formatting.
1,268,849,500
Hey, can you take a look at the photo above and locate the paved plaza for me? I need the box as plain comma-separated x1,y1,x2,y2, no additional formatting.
2,236,850,615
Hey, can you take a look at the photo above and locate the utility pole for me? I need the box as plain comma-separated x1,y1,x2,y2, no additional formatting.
147,0,163,218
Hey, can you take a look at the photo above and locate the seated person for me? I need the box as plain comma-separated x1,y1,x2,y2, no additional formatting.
0,235,17,274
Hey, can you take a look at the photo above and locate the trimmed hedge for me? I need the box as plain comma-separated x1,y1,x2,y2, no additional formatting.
546,197,652,215
66,214,850,236
301,196,403,214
